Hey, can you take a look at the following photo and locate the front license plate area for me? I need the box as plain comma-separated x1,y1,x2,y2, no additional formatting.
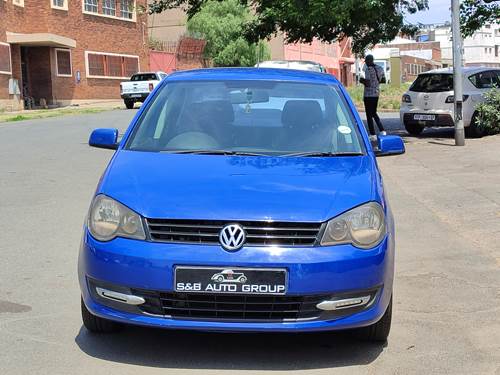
414,114,435,121
175,266,287,295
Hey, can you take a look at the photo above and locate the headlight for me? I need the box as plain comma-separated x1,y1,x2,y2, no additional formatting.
321,202,386,249
88,195,146,241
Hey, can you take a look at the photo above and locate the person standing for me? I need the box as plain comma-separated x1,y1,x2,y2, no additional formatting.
361,55,386,139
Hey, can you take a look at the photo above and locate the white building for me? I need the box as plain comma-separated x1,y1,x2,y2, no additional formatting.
420,23,500,67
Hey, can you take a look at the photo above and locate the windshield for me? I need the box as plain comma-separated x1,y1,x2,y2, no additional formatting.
410,74,453,92
131,73,158,81
126,80,364,156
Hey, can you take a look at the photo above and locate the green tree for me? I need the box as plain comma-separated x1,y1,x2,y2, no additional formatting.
150,0,429,54
461,0,500,38
150,0,499,55
186,0,270,67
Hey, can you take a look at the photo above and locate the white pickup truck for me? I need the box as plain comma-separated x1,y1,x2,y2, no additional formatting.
120,71,167,109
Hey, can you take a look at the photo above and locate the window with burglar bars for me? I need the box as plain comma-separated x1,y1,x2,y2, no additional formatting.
84,0,98,13
56,49,72,77
102,0,116,16
86,52,139,79
0,43,12,75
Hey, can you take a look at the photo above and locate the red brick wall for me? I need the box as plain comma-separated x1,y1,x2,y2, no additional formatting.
0,0,149,104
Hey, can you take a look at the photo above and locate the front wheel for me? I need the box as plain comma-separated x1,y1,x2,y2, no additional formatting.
355,296,392,342
124,99,135,110
465,113,485,138
81,298,121,333
404,123,424,136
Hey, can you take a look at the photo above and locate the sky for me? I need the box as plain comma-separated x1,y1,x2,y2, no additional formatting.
404,0,452,25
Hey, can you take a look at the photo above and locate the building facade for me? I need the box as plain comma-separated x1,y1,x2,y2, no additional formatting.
0,0,149,111
419,23,500,67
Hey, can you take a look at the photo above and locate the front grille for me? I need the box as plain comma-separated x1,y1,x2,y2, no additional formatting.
146,219,322,247
133,291,329,321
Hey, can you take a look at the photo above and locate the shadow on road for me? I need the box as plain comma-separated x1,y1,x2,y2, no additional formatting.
75,325,385,370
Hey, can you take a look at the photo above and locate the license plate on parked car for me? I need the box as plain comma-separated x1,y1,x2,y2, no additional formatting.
175,266,287,295
130,94,142,98
414,114,436,121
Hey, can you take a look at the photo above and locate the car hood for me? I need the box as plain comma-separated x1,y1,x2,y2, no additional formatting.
99,150,377,222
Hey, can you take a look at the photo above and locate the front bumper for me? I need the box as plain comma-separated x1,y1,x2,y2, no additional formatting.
78,230,394,332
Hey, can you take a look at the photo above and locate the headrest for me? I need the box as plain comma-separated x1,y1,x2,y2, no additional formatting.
281,100,323,129
192,100,234,124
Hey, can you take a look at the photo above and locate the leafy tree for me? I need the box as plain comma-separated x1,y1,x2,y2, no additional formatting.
150,0,500,55
461,0,500,38
150,0,429,54
185,0,270,67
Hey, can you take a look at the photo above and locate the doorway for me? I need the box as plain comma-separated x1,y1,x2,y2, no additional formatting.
20,46,53,109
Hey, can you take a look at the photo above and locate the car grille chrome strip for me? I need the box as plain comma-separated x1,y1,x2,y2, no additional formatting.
146,219,322,247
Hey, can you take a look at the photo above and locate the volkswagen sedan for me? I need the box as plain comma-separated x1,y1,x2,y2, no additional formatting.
79,68,404,342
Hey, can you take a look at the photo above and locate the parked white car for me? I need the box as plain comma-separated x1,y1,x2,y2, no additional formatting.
120,71,167,109
256,60,327,73
400,67,500,137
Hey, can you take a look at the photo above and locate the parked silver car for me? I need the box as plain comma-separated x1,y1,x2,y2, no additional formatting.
400,67,500,137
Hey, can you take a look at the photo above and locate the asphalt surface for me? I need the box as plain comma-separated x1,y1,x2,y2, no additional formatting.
1,109,499,374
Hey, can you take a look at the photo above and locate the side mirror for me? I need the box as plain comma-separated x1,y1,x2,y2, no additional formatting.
375,135,405,157
89,128,118,150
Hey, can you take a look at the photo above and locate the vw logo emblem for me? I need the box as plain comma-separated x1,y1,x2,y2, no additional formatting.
219,224,246,251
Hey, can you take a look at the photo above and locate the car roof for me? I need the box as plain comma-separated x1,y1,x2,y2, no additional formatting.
422,66,500,76
165,67,339,85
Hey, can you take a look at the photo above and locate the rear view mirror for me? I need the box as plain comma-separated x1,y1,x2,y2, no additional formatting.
89,128,118,150
375,135,405,157
230,89,269,104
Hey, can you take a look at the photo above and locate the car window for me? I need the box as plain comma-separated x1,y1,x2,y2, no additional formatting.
131,73,158,81
469,71,500,89
410,74,453,92
126,80,364,156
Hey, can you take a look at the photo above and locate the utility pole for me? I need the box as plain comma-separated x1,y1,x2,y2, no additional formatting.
451,0,465,146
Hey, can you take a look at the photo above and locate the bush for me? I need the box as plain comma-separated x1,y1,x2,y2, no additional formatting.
476,87,500,135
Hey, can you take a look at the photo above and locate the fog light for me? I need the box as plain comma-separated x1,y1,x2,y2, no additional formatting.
96,287,145,305
316,295,371,311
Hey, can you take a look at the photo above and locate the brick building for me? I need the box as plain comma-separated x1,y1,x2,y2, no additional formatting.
0,0,149,111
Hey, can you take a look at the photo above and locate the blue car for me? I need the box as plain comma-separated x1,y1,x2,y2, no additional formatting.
79,68,404,341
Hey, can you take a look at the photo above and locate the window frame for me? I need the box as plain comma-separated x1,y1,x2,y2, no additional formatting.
51,0,68,11
102,0,116,16
82,0,137,22
0,42,12,76
55,48,73,77
83,0,98,13
85,50,140,80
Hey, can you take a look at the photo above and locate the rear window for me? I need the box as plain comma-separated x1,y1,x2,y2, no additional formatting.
131,73,158,81
410,74,453,92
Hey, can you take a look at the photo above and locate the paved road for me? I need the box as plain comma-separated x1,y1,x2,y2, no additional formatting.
1,110,499,374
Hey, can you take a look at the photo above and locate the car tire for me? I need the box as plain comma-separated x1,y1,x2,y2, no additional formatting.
355,296,392,342
404,123,424,136
81,298,120,333
464,113,485,138
124,99,135,110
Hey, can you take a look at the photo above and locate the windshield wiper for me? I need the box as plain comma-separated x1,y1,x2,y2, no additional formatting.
282,151,364,157
161,149,267,156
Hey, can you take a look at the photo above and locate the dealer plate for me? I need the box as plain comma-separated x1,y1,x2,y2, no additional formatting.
413,114,435,121
174,266,287,295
